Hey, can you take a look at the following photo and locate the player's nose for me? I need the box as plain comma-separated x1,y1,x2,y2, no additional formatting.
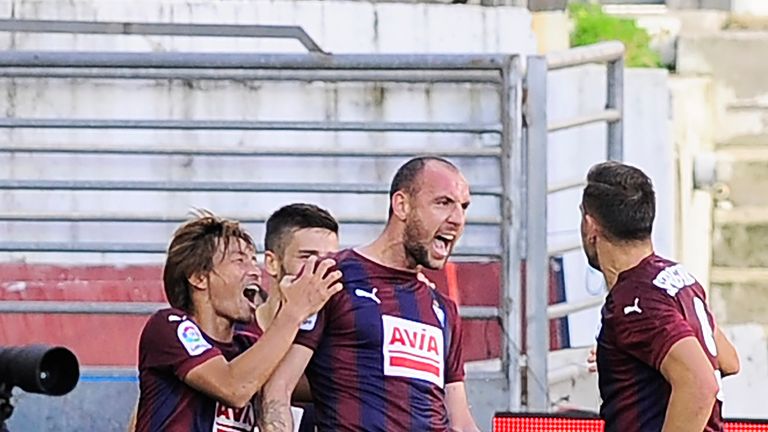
246,265,262,286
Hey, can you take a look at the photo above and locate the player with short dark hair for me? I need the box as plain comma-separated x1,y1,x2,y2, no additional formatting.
261,156,480,432
582,161,740,432
253,203,340,432
255,203,340,326
135,211,342,432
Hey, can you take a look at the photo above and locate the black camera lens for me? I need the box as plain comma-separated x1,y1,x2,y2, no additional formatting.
0,345,79,396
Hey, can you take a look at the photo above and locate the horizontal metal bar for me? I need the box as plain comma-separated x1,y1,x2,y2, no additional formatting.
547,179,586,194
548,364,588,385
0,300,166,315
0,67,502,84
0,118,502,134
548,238,582,256
547,295,605,319
0,242,501,257
459,306,499,320
0,180,502,195
548,109,621,132
0,242,168,253
0,51,512,71
0,19,326,53
546,41,625,71
0,143,502,158
0,301,503,316
0,214,501,226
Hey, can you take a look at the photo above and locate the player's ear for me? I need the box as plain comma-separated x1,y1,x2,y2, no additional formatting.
187,272,209,291
264,250,281,279
391,190,410,221
584,214,600,242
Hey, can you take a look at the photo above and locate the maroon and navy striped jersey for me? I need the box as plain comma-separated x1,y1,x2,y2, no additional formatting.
136,308,260,432
597,254,724,432
294,249,466,432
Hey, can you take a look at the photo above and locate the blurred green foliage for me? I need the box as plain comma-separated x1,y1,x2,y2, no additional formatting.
569,2,662,68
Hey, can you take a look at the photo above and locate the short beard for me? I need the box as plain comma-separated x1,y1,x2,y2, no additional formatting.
586,248,601,272
403,217,435,270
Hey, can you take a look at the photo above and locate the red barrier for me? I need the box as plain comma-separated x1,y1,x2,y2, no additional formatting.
0,262,503,366
493,414,768,432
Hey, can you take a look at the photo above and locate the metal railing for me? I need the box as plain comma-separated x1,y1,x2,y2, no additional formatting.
0,19,526,416
522,40,624,410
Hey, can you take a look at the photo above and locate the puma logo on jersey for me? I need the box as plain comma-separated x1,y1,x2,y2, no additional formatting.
653,264,695,297
354,287,381,304
623,298,642,315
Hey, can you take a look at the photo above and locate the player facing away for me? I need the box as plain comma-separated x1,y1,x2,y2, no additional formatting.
261,157,480,432
581,162,740,432
135,211,342,432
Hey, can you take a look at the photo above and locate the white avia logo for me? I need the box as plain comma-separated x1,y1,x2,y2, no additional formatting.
623,298,642,315
212,401,256,432
653,264,696,297
382,315,444,388
354,287,381,304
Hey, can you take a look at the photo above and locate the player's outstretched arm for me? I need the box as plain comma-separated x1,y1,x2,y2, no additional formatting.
185,257,341,409
445,382,480,432
714,326,740,377
262,345,315,432
660,336,719,432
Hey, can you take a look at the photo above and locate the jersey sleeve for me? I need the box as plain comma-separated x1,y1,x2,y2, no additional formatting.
139,312,222,380
444,299,466,384
613,286,696,370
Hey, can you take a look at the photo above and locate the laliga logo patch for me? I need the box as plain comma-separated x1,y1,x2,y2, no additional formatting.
176,320,212,356
300,313,317,331
382,315,445,387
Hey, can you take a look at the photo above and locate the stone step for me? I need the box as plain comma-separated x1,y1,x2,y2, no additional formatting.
678,31,768,140
715,146,768,207
713,206,768,267
710,267,768,325
719,134,768,148
679,31,768,98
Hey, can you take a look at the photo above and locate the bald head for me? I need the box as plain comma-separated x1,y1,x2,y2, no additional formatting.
387,156,459,219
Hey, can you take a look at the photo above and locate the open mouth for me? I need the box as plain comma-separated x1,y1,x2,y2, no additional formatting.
243,284,262,308
433,233,456,257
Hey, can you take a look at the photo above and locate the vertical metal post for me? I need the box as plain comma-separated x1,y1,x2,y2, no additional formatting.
499,55,524,411
606,56,624,161
523,55,550,411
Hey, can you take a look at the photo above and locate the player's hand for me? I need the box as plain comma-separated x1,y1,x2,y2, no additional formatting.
587,345,597,373
278,256,342,322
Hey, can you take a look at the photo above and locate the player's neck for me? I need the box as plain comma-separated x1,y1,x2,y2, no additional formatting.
357,226,419,272
598,240,654,289
190,304,235,343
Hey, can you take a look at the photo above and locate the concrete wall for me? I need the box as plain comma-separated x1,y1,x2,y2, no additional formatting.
0,2,536,431
0,0,535,265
